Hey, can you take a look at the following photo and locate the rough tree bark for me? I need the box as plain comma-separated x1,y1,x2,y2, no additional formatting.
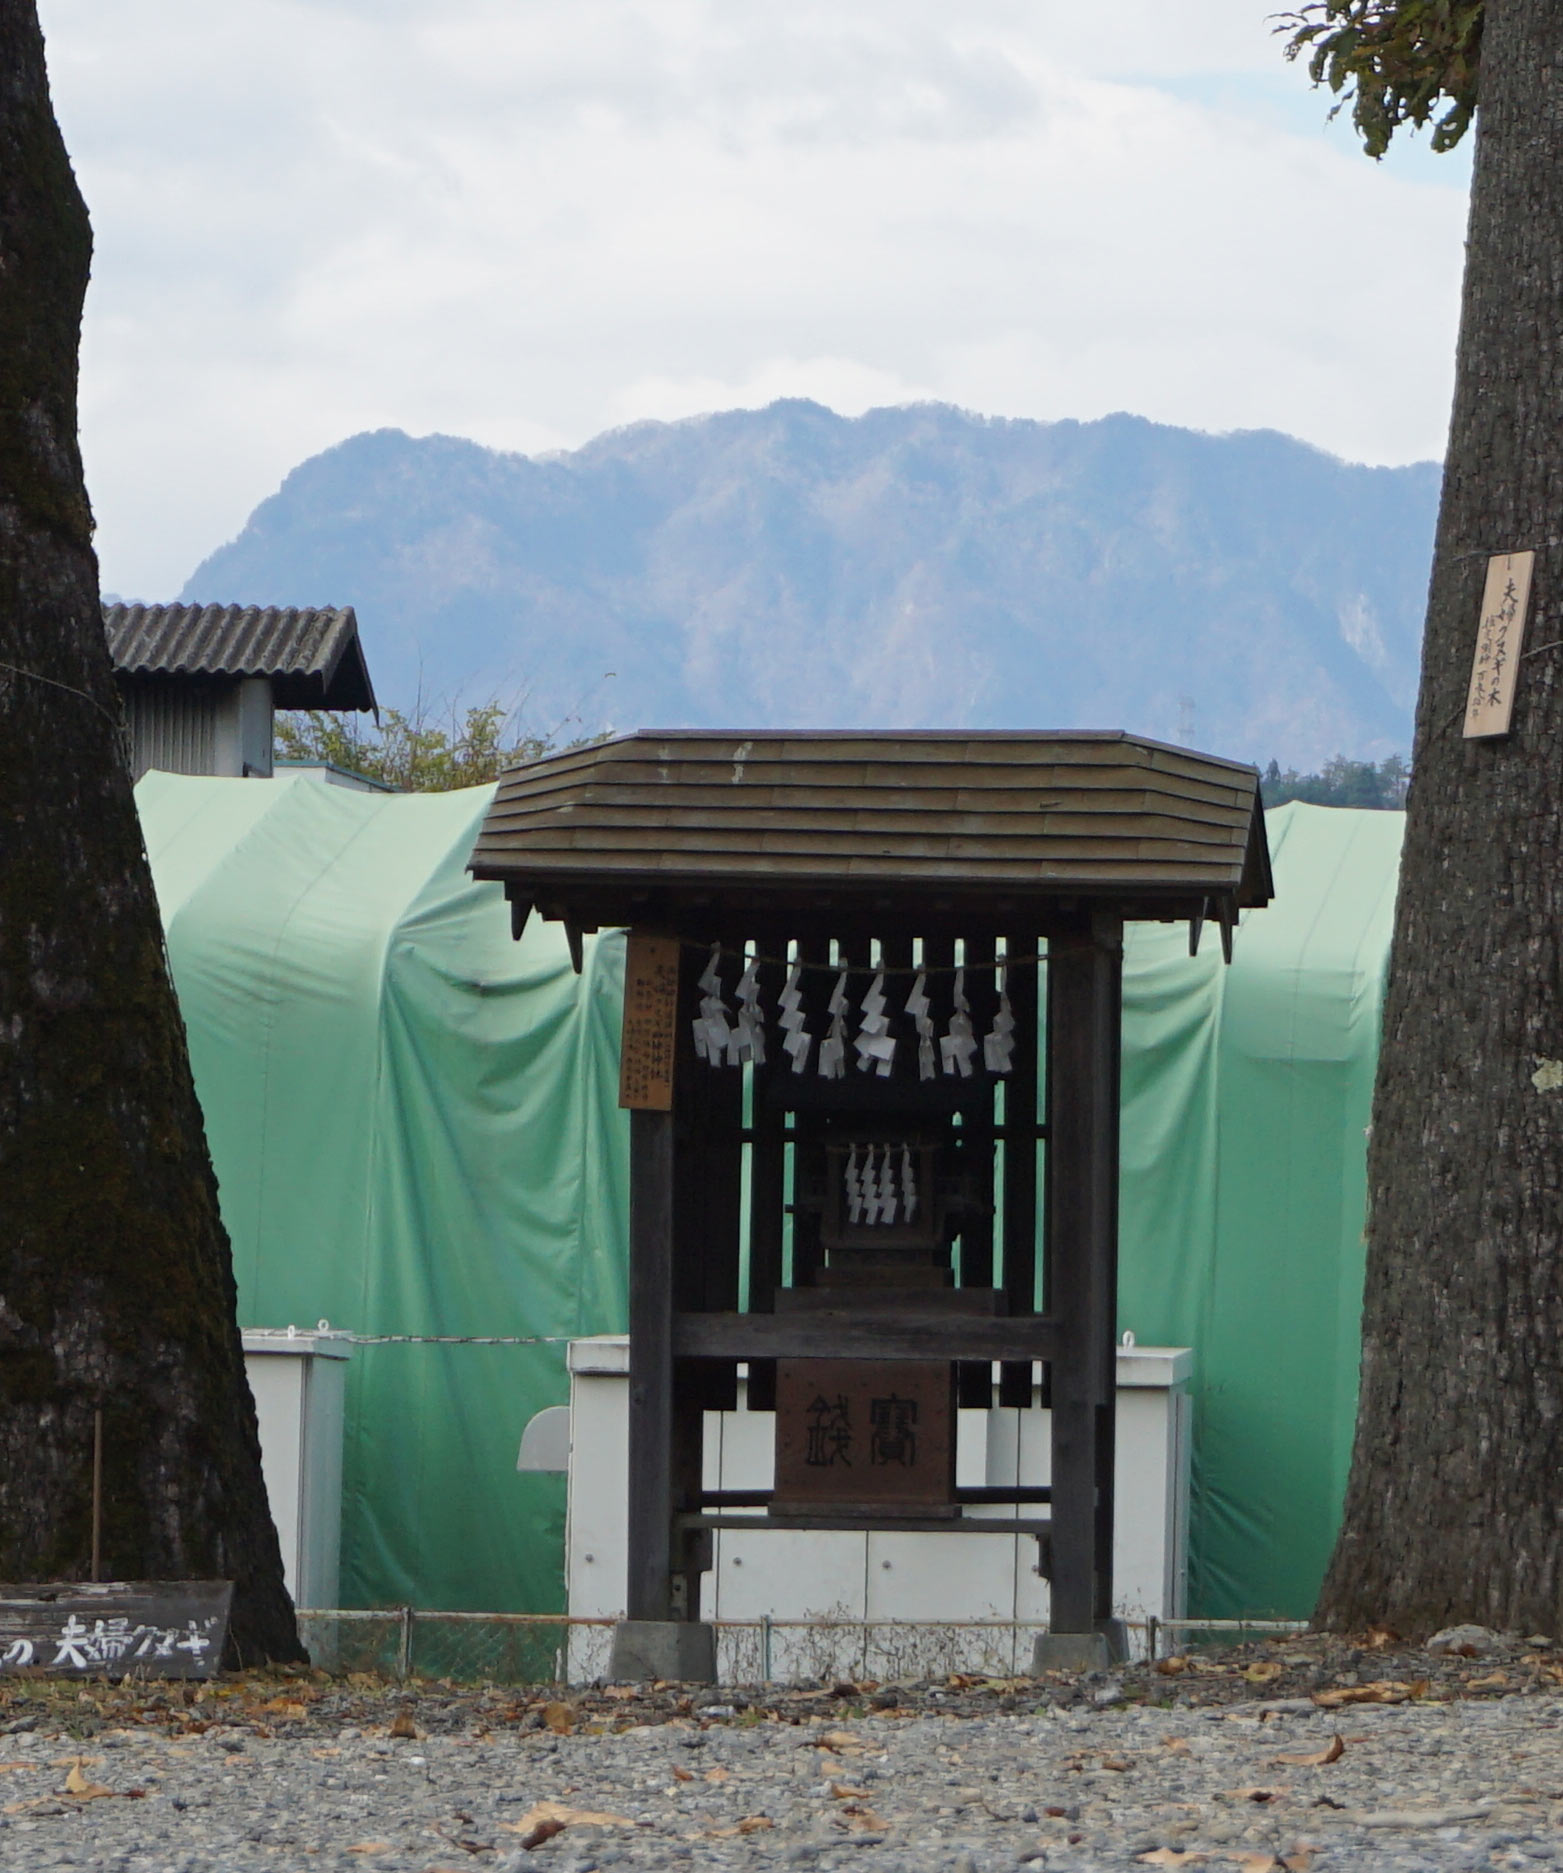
1317,0,1563,1635
0,1,301,1663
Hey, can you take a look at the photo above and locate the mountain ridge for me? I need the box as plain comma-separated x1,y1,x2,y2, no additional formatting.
181,400,1441,766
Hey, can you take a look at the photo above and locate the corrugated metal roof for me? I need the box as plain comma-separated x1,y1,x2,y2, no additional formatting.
104,603,376,711
468,730,1272,934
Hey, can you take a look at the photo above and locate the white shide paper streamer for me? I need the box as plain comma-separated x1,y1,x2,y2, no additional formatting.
941,967,978,1078
854,971,896,1078
819,971,850,1080
779,962,812,1075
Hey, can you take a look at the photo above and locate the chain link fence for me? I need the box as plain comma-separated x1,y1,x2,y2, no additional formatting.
294,1610,1307,1686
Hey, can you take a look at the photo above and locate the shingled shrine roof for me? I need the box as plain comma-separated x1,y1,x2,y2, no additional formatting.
104,603,377,712
469,731,1272,939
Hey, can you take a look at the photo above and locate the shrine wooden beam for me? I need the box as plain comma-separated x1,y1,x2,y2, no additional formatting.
626,1106,676,1624
672,1310,1061,1363
1045,911,1123,1636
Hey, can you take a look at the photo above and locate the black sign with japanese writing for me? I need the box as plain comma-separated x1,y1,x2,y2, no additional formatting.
0,1580,233,1679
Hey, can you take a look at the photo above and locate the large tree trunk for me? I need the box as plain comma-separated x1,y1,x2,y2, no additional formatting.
0,1,300,1664
1317,0,1563,1635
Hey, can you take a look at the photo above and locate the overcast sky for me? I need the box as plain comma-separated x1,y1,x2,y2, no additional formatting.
39,0,1472,602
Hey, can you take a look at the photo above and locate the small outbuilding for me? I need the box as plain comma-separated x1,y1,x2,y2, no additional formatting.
105,602,376,780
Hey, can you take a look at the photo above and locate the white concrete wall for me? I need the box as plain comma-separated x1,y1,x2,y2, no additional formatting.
562,1337,1191,1681
241,1330,350,1611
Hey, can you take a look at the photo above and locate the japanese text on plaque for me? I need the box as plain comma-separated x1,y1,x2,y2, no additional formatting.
1465,550,1535,739
618,931,680,1110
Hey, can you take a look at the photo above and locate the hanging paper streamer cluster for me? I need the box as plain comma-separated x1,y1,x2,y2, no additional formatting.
693,945,768,1066
692,945,735,1064
691,951,1016,1081
844,1143,919,1226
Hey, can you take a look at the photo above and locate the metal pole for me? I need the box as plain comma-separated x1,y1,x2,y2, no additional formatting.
761,1613,772,1685
90,1410,103,1583
397,1605,414,1681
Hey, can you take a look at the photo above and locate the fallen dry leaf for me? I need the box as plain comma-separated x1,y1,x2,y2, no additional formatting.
1364,1626,1400,1650
818,1729,866,1752
1244,1662,1284,1684
1102,1755,1133,1772
1281,1852,1315,1872
542,1701,575,1735
389,1710,420,1741
828,1781,870,1800
1137,1853,1207,1867
671,1765,694,1783
1228,1856,1277,1872
1155,1656,1190,1676
502,1800,636,1840
1467,1671,1509,1692
1272,1734,1344,1769
63,1761,112,1801
1311,1681,1410,1709
0,1764,34,1774
345,1845,394,1857
312,1747,342,1759
703,1766,730,1783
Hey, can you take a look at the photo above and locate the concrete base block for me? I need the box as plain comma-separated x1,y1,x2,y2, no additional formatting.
1032,1620,1129,1674
609,1620,717,1683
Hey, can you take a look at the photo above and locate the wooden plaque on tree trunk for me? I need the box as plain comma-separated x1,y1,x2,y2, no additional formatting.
0,1580,233,1678
1464,550,1535,738
619,931,680,1111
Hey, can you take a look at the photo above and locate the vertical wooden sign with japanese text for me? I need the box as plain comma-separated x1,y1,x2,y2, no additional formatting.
618,931,680,1111
1465,550,1536,738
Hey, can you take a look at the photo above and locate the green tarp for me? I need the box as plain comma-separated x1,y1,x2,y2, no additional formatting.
135,773,1403,1620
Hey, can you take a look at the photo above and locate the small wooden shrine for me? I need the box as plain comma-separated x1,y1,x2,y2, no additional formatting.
470,731,1271,1677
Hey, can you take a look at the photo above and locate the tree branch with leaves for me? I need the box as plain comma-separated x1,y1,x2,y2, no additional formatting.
1275,0,1483,155
276,698,565,793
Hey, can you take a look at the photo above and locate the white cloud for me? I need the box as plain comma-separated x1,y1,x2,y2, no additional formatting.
39,0,1470,599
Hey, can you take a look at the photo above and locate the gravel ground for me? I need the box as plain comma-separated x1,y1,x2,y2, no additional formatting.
2,1630,1561,1872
